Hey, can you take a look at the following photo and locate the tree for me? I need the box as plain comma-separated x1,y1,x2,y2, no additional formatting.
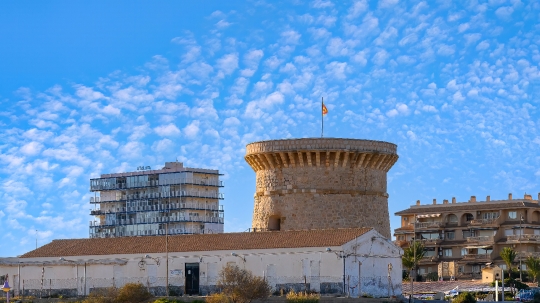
453,292,477,303
500,247,517,276
402,240,425,281
217,264,272,303
525,256,540,283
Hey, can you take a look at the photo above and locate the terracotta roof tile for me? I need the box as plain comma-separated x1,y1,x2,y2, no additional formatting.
21,228,373,258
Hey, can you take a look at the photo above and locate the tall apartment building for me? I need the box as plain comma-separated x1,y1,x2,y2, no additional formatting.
89,162,224,238
394,193,540,280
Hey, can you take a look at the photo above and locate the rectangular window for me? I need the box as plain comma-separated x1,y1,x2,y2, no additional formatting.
397,235,404,240
444,249,452,257
509,211,517,219
535,230,540,235
463,230,474,238
461,248,468,256
446,231,455,240
458,265,464,273
481,212,499,219
424,248,436,257
505,229,514,236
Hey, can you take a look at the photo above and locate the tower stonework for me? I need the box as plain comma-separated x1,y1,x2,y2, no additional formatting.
245,138,398,238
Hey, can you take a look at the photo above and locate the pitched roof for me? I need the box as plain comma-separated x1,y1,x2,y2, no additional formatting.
395,200,540,215
21,228,373,258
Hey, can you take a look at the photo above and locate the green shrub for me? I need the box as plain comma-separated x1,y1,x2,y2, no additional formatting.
206,293,232,303
153,299,185,303
115,283,152,303
286,291,320,303
453,292,476,303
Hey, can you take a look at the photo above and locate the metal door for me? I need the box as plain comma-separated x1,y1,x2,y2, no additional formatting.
185,263,200,295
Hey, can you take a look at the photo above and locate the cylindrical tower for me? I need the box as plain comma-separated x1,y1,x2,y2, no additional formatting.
245,138,398,238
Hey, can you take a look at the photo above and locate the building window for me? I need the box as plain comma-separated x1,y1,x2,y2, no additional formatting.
444,249,452,257
509,211,517,219
482,212,499,219
500,264,507,270
463,230,474,238
447,214,458,223
458,265,464,273
446,231,455,240
465,214,474,221
424,248,436,257
397,235,405,240
461,248,467,256
505,229,514,236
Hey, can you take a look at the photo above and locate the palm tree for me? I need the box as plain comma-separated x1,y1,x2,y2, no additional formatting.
402,240,426,281
525,256,540,283
500,247,517,276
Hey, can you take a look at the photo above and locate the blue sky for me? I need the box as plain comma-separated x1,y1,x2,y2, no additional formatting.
1,0,539,257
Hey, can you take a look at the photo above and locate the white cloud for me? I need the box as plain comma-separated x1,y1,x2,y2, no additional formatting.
154,124,181,137
183,120,200,139
476,40,490,51
217,53,239,76
20,141,43,156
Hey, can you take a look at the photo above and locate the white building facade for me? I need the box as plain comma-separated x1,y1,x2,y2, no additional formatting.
0,228,402,298
89,162,224,238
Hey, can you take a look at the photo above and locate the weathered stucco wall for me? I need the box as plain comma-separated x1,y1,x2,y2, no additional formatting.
0,230,402,298
245,138,398,238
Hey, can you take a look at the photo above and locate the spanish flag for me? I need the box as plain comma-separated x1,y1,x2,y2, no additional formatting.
322,103,328,116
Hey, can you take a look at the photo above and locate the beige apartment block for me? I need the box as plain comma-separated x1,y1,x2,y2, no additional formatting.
394,193,540,280
89,162,224,238
245,138,399,238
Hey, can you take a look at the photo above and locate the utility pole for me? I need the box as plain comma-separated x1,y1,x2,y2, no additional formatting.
519,214,523,281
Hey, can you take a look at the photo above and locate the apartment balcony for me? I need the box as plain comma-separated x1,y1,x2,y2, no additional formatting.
422,238,443,245
393,240,409,247
89,202,224,216
415,222,444,229
419,255,439,263
466,236,494,244
90,190,225,203
90,178,224,191
462,254,491,261
518,252,540,260
507,234,540,243
468,218,498,227
89,215,225,228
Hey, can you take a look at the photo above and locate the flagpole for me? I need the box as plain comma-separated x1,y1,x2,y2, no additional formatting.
321,97,324,138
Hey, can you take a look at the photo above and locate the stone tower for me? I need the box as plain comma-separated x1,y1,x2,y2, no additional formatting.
244,138,398,238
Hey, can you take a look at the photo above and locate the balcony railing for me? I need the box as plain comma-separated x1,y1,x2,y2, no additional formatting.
466,236,494,243
462,254,491,261
518,252,540,259
422,238,443,245
507,234,540,242
415,222,444,228
419,255,439,263
91,178,224,191
90,202,224,216
90,190,224,203
89,215,224,227
469,218,498,225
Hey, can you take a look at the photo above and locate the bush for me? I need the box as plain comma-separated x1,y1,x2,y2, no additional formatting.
206,293,232,303
453,292,476,303
83,287,119,303
153,299,185,303
115,283,152,303
217,264,272,303
286,291,320,303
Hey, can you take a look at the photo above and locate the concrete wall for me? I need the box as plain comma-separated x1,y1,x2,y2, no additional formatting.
0,230,402,298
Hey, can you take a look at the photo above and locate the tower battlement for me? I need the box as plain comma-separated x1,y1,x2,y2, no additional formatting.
245,138,398,238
